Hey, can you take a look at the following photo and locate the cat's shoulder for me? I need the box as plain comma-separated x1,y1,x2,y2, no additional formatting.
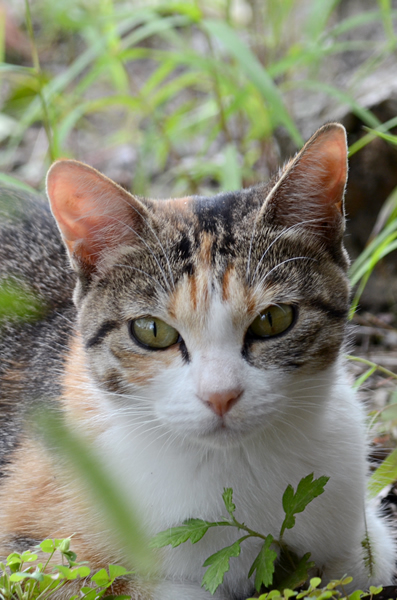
0,186,76,475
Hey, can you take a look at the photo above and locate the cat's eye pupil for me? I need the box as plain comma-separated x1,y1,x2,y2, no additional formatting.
130,316,180,350
248,304,295,339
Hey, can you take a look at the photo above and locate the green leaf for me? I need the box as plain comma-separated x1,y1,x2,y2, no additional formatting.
10,571,44,583
368,447,397,499
6,553,22,572
369,586,383,595
349,591,366,600
222,488,236,517
151,519,213,548
279,553,315,591
248,535,277,592
108,565,129,580
20,551,38,563
39,539,56,553
54,565,91,580
62,549,78,566
91,568,110,586
280,474,329,537
201,541,241,594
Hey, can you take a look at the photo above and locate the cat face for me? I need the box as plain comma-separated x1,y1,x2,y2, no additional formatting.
47,124,350,447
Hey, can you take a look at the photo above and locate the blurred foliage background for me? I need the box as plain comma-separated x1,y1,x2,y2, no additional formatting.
0,0,395,199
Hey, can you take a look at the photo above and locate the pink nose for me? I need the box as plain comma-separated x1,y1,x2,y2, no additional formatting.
201,389,243,417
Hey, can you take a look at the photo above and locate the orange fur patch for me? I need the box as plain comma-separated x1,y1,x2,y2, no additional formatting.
189,273,197,310
199,232,213,266
221,264,233,302
111,345,181,386
161,196,193,213
62,333,104,433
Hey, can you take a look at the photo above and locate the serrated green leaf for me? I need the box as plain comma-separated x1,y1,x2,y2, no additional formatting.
222,488,236,517
248,535,277,591
281,474,329,537
201,541,241,594
151,519,211,548
277,552,314,591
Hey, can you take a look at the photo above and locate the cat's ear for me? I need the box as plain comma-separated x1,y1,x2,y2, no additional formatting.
46,160,151,277
260,123,348,244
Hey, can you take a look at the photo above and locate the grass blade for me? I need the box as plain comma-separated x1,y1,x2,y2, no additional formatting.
36,410,155,575
202,19,303,147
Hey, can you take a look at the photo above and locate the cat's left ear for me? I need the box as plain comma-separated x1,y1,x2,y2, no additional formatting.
260,123,348,245
46,160,152,281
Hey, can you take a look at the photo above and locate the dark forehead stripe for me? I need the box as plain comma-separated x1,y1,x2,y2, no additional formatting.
86,320,119,348
193,192,237,233
192,191,257,261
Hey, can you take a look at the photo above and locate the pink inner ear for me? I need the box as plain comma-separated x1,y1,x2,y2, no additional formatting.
299,126,347,211
259,123,348,241
47,160,141,267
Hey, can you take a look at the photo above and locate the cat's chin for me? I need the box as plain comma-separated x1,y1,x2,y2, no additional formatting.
186,419,262,449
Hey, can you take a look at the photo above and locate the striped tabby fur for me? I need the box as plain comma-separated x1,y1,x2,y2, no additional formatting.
0,124,395,599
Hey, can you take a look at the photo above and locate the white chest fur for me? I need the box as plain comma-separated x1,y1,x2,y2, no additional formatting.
91,365,395,598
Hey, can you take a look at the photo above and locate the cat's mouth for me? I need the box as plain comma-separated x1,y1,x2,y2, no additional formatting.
195,415,253,446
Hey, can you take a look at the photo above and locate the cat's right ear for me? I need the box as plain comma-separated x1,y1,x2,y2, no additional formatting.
259,123,348,248
46,160,151,279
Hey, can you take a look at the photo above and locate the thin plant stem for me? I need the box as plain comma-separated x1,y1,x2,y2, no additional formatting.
345,354,397,381
24,0,55,161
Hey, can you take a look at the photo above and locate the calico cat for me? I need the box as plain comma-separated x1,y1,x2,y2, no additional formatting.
0,123,395,599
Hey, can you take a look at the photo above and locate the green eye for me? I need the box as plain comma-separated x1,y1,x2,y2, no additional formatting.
130,317,180,349
249,304,295,338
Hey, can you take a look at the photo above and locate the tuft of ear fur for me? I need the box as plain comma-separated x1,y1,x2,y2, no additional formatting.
260,123,348,245
46,160,151,280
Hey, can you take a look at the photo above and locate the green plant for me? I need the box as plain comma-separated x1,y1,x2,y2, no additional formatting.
1,1,396,195
0,537,132,600
152,475,329,595
248,576,382,600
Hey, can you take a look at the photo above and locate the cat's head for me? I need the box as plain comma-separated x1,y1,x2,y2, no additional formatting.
46,123,350,447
